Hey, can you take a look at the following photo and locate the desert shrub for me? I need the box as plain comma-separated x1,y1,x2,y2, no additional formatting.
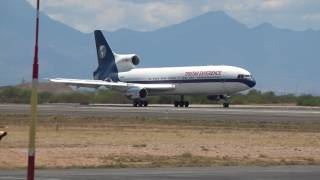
0,87,30,103
297,95,320,106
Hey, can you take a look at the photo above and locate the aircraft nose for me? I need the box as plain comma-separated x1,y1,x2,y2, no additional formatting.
249,79,256,88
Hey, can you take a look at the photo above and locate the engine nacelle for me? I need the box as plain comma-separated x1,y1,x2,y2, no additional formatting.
114,54,140,72
126,87,148,100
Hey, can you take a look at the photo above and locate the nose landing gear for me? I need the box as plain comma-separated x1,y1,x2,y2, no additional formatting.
222,95,230,108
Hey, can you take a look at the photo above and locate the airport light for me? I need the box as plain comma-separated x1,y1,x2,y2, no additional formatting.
27,0,40,180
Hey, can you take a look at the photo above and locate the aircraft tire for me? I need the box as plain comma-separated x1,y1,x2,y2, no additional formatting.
185,101,189,107
143,101,148,107
223,103,229,108
174,101,179,107
179,101,184,107
133,101,138,107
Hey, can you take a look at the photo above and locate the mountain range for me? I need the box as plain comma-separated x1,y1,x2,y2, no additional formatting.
1,0,320,94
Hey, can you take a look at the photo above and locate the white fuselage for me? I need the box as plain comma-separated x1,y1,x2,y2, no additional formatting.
117,65,255,96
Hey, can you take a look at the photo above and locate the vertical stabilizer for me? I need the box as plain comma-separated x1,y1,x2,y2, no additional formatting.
93,30,119,81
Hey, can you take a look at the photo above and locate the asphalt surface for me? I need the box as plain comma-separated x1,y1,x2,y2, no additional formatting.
0,103,320,122
1,166,320,180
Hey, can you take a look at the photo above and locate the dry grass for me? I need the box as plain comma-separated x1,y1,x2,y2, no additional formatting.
0,113,320,169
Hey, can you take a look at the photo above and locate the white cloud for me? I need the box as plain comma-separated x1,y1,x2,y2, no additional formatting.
143,2,190,27
27,0,198,32
26,0,320,32
260,0,290,11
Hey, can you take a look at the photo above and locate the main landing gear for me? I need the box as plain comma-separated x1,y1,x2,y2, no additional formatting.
222,96,230,108
133,99,148,107
174,95,189,108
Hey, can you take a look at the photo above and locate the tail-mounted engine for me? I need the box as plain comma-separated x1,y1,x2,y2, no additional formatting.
115,54,140,72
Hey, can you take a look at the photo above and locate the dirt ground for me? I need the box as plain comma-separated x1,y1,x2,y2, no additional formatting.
0,113,320,169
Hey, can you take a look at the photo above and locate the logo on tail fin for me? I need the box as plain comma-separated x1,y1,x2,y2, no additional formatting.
99,45,107,59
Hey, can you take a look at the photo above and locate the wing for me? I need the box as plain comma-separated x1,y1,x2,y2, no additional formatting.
49,78,175,91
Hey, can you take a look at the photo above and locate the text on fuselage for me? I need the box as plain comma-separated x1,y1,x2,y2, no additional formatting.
185,71,222,77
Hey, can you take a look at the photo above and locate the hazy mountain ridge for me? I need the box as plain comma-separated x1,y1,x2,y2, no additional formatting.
1,0,319,94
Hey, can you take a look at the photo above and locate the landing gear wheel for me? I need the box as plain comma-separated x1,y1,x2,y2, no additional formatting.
179,102,184,107
174,101,190,108
174,96,190,108
223,103,229,108
184,101,189,107
143,101,148,107
133,101,138,107
174,101,179,107
133,100,148,107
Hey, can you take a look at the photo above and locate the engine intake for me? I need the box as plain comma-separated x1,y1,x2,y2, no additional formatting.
139,88,148,98
132,55,140,65
126,87,148,99
115,54,140,72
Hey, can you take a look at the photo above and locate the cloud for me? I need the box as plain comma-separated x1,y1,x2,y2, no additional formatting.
26,0,320,32
260,0,289,11
27,0,199,32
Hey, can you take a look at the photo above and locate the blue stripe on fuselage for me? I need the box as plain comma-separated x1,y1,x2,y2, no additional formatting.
126,78,256,88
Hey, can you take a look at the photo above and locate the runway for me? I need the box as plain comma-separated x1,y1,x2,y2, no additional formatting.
0,104,320,121
0,103,320,121
1,166,320,180
1,105,320,179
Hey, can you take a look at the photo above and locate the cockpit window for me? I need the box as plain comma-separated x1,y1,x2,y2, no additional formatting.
238,74,244,79
238,74,252,79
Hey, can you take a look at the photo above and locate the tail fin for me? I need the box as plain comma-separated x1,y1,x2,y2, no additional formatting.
93,30,119,81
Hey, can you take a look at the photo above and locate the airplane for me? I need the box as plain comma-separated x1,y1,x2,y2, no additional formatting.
50,30,256,108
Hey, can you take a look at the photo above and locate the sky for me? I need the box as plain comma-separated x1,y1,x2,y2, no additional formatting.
26,0,320,33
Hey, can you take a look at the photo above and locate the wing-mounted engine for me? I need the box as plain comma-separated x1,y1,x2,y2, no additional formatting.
126,87,148,100
114,53,140,72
